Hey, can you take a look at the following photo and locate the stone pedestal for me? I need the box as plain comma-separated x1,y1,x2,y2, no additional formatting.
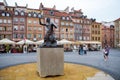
37,48,64,77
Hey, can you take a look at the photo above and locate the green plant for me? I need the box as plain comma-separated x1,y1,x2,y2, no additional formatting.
18,47,23,53
5,45,10,53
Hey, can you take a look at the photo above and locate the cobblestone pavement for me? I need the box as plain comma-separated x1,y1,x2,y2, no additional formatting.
0,48,120,80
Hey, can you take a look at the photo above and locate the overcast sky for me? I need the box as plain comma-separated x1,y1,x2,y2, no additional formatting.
1,0,120,22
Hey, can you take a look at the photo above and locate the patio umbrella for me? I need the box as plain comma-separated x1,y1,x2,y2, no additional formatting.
118,43,120,47
16,39,35,44
35,40,44,44
35,40,60,45
58,39,73,44
0,38,15,44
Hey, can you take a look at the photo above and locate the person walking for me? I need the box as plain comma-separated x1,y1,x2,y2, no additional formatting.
103,45,110,61
83,45,88,55
78,45,83,55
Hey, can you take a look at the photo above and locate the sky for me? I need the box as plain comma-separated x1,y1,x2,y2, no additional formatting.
0,0,120,22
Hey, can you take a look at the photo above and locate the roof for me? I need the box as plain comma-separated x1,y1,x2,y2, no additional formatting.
43,7,58,12
102,21,114,26
114,18,120,22
43,9,69,17
0,2,4,6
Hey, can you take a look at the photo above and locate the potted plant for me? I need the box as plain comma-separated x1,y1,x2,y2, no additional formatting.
5,44,10,53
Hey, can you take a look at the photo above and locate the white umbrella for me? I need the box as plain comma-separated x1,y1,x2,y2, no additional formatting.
35,40,60,45
58,39,73,44
118,43,120,47
16,39,35,44
35,40,44,44
0,38,15,44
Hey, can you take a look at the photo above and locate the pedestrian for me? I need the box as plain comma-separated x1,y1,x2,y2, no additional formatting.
83,45,88,55
78,45,83,55
103,45,110,61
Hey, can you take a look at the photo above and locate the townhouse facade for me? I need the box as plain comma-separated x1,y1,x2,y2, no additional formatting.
101,22,114,48
26,8,43,41
91,21,101,42
69,9,91,41
114,18,120,47
0,3,12,40
1,1,111,48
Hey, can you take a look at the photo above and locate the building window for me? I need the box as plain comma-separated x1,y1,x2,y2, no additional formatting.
28,27,32,31
95,37,97,40
61,28,64,31
34,34,36,38
15,11,18,15
61,34,64,38
20,26,24,31
27,34,31,38
66,28,68,32
20,18,25,22
0,27,2,30
6,13,10,16
92,37,94,40
95,31,97,34
70,29,72,32
77,20,79,23
49,10,54,16
3,19,7,23
61,22,64,25
19,34,24,39
66,17,69,20
28,20,32,23
8,20,11,23
2,13,5,16
33,21,37,24
33,13,37,17
98,37,100,41
28,13,32,17
98,31,100,34
21,12,24,16
38,14,42,18
62,17,65,20
38,34,42,38
34,27,37,30
0,19,2,23
87,37,89,40
13,34,18,38
70,23,73,26
66,23,69,26
79,36,82,40
13,26,18,30
7,27,11,31
14,18,18,22
38,27,42,31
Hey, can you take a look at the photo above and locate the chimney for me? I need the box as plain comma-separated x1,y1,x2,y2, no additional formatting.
71,7,74,12
39,2,44,10
15,2,18,7
64,6,69,13
26,4,28,8
3,0,8,6
53,5,56,9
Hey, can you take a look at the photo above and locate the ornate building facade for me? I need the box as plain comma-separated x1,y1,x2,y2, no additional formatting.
0,1,106,46
114,18,120,47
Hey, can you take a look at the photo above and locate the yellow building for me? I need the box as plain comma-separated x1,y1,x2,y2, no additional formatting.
91,22,102,42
